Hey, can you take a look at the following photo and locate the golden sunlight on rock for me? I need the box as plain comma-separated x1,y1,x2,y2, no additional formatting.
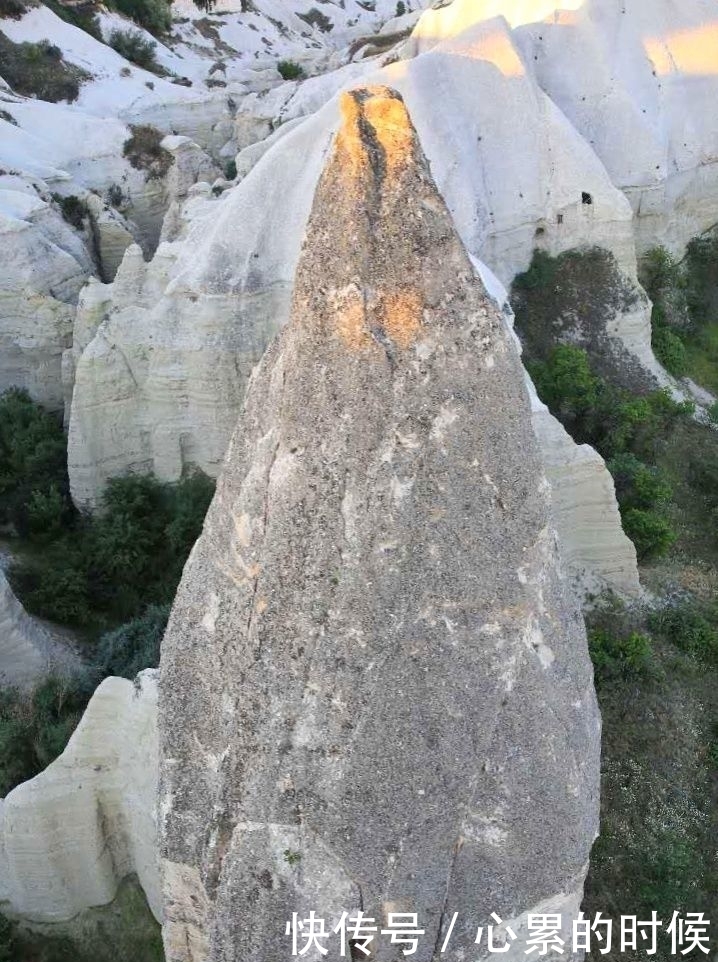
453,26,526,77
644,22,718,77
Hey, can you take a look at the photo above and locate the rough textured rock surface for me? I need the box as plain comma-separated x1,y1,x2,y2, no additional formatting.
0,671,160,923
159,87,600,962
0,176,92,410
0,570,79,689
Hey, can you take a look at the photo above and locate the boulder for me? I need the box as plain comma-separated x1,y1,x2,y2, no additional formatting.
159,86,600,962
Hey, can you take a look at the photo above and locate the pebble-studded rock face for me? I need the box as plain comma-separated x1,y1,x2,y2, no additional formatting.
158,85,601,962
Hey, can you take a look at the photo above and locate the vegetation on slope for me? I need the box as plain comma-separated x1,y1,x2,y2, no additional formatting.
0,388,214,797
641,234,718,391
0,33,90,102
0,877,163,962
105,0,172,36
123,123,173,180
512,247,718,960
108,26,161,72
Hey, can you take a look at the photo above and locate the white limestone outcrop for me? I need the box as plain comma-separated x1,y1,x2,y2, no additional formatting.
0,571,80,690
532,409,642,602
502,0,718,256
0,670,160,923
0,176,91,410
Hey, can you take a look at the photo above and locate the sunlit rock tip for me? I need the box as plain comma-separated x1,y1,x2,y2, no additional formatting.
159,85,600,962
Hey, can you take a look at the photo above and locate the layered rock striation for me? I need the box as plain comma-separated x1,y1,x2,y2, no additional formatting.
159,86,601,962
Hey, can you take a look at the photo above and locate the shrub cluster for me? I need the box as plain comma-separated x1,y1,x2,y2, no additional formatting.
0,387,213,628
0,33,90,102
107,0,171,36
649,603,718,667
0,673,91,797
42,0,102,40
0,390,214,795
108,27,159,71
277,59,304,81
297,8,333,32
641,239,718,382
10,471,214,626
0,388,70,538
588,627,653,682
123,123,173,180
528,345,691,559
0,0,26,19
51,193,88,230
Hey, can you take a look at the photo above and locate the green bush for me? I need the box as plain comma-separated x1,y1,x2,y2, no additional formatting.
652,322,688,377
589,628,653,681
24,484,69,542
685,232,718,327
0,915,14,962
51,193,88,230
650,604,718,666
224,158,237,180
0,388,71,537
528,345,691,458
277,59,304,81
42,0,102,39
526,343,692,562
108,27,159,71
608,452,672,511
527,344,600,439
0,34,90,102
640,246,683,302
688,447,718,505
396,0,406,14
297,8,333,31
10,471,214,628
0,0,26,18
512,247,559,294
10,553,91,625
96,604,169,679
621,508,676,561
107,0,171,35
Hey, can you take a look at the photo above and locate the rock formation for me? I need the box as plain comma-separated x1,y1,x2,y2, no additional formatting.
531,410,642,602
501,0,718,256
0,570,79,689
0,670,160,923
66,0,674,609
0,177,91,410
159,86,601,962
